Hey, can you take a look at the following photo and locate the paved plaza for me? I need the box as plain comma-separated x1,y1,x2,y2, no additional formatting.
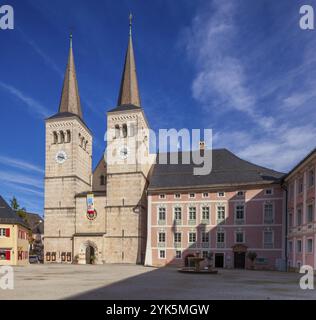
1,264,315,300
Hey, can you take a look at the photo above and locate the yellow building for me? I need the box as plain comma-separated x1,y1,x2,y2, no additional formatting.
0,196,30,266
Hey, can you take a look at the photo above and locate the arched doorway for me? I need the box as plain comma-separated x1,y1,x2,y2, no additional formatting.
80,240,98,265
85,245,95,264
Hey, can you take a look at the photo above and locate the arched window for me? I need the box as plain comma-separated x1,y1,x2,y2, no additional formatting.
60,131,65,144
122,124,127,138
66,130,71,143
115,125,120,139
100,175,105,186
84,140,88,151
81,137,85,148
53,132,58,144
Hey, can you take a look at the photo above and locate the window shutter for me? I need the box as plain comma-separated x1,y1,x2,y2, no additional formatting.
5,250,10,260
5,228,10,237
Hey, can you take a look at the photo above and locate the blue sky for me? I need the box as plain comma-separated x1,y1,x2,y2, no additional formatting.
0,0,315,214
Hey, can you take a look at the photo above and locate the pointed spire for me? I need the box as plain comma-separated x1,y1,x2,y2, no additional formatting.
58,34,83,118
117,13,141,108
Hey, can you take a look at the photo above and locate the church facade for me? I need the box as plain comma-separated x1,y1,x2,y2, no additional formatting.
44,23,316,271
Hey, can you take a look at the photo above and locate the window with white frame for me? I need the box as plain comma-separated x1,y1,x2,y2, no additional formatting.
0,229,6,237
217,192,225,197
217,206,225,222
174,232,181,243
235,204,245,222
189,232,196,243
175,250,182,259
202,192,209,198
297,239,302,253
265,188,273,195
174,193,181,199
201,232,209,243
217,231,225,243
264,203,274,224
158,232,166,243
189,207,196,221
159,194,166,199
297,208,302,226
174,207,182,221
158,207,166,221
309,169,314,188
235,231,244,243
202,206,210,221
159,250,166,259
307,239,313,253
263,231,273,248
189,193,195,198
307,204,314,223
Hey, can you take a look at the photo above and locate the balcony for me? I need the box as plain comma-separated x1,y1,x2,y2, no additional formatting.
158,242,166,248
188,219,196,226
235,219,245,225
174,242,182,248
263,243,273,249
175,219,182,226
216,242,225,249
188,243,197,248
264,219,274,224
158,220,166,225
201,219,210,225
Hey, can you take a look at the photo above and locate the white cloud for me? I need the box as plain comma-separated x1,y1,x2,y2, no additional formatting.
0,82,50,118
184,0,316,172
0,155,44,174
0,170,43,189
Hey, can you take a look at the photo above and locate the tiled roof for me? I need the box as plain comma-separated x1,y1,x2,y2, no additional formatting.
0,196,29,228
148,149,284,191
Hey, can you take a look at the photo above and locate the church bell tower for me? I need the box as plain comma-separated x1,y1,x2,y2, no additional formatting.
104,15,152,264
44,36,92,263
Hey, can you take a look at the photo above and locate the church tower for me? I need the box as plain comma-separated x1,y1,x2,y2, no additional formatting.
44,36,92,263
105,16,152,264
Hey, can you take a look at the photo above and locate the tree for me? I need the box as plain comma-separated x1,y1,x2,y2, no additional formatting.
247,251,257,270
10,196,27,221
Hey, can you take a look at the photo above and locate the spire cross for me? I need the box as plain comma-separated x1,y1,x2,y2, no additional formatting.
129,13,133,36
70,33,73,48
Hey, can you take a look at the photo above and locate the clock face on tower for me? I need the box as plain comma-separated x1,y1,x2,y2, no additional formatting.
55,150,67,164
119,146,129,160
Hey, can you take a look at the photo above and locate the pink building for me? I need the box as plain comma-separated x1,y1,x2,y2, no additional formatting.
285,148,316,271
145,149,285,270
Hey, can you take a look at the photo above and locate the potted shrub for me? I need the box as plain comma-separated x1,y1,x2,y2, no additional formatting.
73,254,79,264
247,251,257,270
